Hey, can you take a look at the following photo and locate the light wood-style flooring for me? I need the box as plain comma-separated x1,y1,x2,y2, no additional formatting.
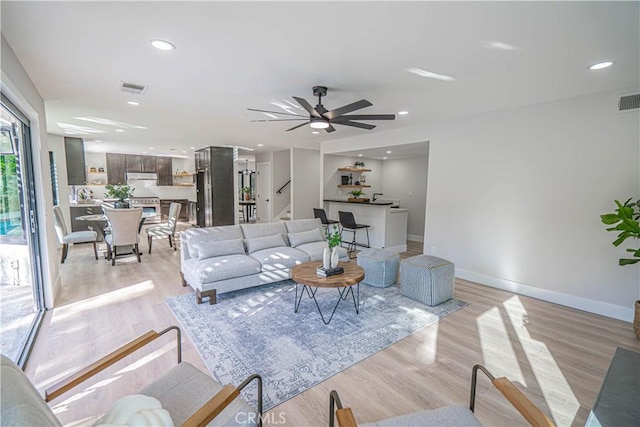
24,231,639,426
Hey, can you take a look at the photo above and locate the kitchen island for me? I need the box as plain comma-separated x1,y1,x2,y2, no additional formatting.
323,199,408,252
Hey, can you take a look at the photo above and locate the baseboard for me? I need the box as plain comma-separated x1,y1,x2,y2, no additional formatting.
407,234,424,243
456,269,634,322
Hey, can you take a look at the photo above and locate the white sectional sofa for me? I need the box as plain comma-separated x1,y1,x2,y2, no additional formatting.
180,219,348,304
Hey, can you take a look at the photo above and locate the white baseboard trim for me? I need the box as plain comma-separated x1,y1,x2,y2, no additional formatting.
407,234,424,243
456,269,634,323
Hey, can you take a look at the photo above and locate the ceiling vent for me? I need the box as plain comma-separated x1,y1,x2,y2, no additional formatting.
119,81,148,95
618,94,640,111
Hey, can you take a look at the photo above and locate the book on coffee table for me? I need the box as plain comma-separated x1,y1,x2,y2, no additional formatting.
316,266,345,277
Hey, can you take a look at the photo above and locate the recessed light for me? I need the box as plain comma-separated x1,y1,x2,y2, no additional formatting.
115,129,124,133
151,39,176,51
257,143,264,147
398,111,409,115
182,150,187,153
383,157,388,160
189,146,196,150
126,100,140,106
93,140,101,143
589,61,614,70
312,131,320,135
485,41,518,51
148,147,155,150
405,67,455,82
386,151,392,154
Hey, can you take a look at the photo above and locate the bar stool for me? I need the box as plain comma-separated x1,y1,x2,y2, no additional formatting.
338,211,370,258
313,208,339,234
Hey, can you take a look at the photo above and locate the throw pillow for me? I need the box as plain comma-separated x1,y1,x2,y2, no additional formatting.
97,394,174,426
288,228,324,247
244,234,286,254
192,238,245,260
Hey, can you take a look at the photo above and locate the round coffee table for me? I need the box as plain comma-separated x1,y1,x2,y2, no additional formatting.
291,261,365,325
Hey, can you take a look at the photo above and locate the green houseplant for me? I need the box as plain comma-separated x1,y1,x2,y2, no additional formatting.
347,188,368,202
326,230,342,250
600,197,640,339
104,184,134,208
241,187,251,201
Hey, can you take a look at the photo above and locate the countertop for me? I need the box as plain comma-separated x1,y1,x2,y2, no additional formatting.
323,199,394,206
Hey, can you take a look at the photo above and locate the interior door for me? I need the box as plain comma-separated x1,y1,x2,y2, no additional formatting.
256,162,271,223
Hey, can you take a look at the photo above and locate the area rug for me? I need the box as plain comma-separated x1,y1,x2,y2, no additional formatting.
165,280,467,410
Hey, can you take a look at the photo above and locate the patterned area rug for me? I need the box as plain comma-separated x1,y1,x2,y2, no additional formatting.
165,279,467,410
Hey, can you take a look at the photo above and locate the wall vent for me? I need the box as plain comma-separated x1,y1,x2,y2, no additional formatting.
618,93,640,111
119,81,148,95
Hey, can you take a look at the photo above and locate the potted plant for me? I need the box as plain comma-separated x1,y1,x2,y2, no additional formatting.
241,187,252,201
326,229,342,268
600,197,640,338
354,161,365,169
348,189,369,203
104,184,134,208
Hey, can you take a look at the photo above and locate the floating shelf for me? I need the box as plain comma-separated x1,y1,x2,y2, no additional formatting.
173,173,194,176
338,184,371,188
173,183,195,187
338,167,371,172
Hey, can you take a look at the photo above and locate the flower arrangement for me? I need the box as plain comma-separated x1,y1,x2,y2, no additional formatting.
105,184,134,202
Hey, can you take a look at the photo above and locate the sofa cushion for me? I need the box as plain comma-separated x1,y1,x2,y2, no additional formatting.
287,228,324,247
296,241,348,262
184,226,243,259
240,222,288,241
192,238,245,260
284,218,323,234
185,254,261,283
244,234,286,254
250,246,310,269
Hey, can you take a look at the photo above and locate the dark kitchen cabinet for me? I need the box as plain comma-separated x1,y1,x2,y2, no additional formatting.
70,205,103,241
195,146,234,227
156,157,172,186
125,155,156,172
64,137,87,185
106,153,127,184
160,199,189,221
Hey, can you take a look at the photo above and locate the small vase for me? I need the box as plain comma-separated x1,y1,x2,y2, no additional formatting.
634,300,640,340
323,248,331,270
330,247,339,268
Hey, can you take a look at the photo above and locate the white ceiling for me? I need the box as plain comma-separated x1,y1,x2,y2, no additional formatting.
2,1,638,158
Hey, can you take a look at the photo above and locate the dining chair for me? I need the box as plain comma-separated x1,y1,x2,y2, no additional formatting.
338,211,370,258
103,206,143,265
313,208,339,233
52,205,98,263
146,202,182,254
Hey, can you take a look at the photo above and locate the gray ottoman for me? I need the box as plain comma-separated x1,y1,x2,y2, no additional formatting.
357,248,400,288
400,255,455,306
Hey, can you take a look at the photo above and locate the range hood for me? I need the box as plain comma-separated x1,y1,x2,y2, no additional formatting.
126,172,158,181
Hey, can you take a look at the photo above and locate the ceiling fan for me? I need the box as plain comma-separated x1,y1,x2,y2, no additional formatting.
248,86,395,133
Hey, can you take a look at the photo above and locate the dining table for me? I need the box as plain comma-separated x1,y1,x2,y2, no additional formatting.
238,200,256,223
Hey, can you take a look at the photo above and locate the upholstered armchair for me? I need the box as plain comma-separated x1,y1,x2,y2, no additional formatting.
1,326,262,426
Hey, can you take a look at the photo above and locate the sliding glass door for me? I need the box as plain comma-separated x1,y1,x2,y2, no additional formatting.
0,98,45,367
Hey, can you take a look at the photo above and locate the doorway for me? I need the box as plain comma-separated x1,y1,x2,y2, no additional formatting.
0,98,45,367
256,162,271,222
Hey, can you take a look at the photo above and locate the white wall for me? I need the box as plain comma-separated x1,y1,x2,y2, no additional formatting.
255,151,273,221
272,150,291,218
381,154,429,240
322,88,640,322
291,148,320,219
1,35,58,306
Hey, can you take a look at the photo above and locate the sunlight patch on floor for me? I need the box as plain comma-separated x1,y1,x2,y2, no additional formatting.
476,306,525,385
417,322,439,364
503,296,579,426
54,280,156,321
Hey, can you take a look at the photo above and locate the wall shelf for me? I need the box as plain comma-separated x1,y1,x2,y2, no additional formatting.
338,167,371,172
338,184,371,188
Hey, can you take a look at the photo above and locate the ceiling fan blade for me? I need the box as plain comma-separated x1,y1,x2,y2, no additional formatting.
286,122,310,132
333,120,376,130
333,114,395,121
325,124,336,133
324,99,373,120
292,96,322,118
251,119,307,122
247,108,303,117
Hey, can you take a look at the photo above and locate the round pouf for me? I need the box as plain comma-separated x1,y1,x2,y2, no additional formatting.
357,248,400,288
400,255,455,306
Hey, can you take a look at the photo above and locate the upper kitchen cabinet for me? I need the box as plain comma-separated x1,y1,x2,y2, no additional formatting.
106,153,126,184
125,155,156,172
64,137,86,185
156,157,172,186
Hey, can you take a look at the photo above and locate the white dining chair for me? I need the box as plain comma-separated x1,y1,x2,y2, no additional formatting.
103,206,143,265
146,202,182,254
52,205,98,263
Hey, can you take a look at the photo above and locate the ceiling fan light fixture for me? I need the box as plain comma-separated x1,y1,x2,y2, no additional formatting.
309,117,330,129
